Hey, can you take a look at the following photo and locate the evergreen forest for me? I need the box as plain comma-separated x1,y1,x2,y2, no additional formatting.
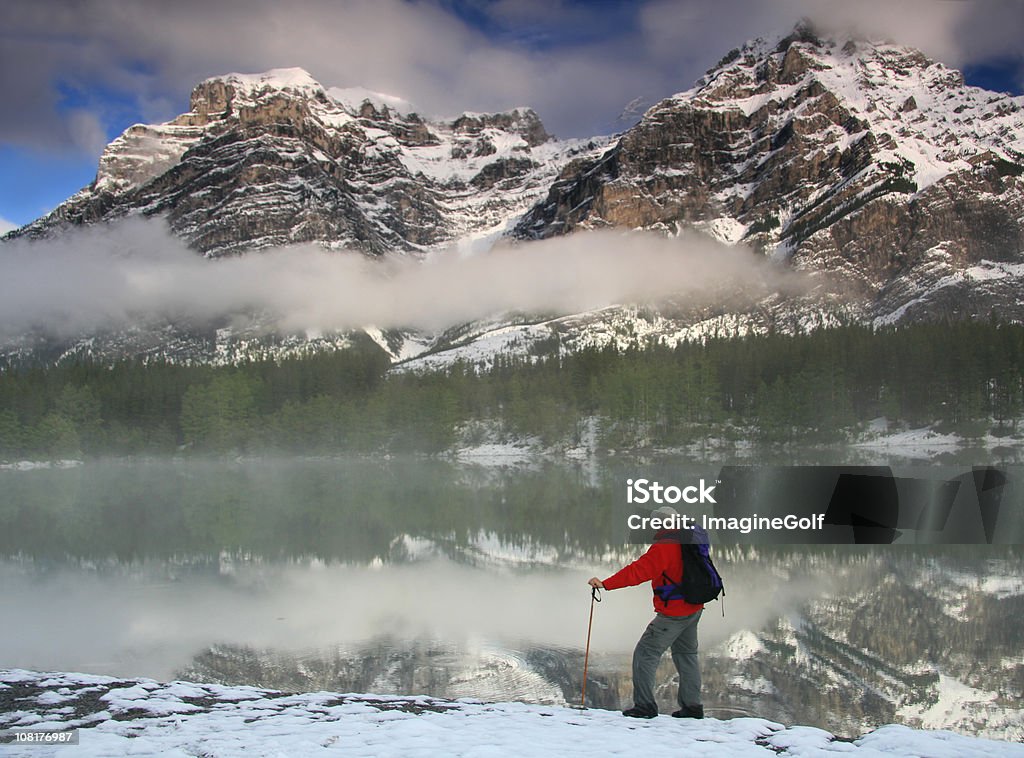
1,321,1022,459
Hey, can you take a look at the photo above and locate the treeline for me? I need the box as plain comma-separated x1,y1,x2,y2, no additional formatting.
0,321,1022,458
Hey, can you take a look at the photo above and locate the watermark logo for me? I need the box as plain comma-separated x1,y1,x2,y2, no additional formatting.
619,466,1012,545
626,478,717,505
625,510,826,537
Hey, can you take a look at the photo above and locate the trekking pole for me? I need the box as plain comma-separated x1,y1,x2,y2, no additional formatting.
580,585,601,708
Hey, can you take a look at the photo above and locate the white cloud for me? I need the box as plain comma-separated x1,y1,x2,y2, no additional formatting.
0,218,808,340
0,217,18,236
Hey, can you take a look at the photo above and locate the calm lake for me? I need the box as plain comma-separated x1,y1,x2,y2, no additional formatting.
2,452,1021,737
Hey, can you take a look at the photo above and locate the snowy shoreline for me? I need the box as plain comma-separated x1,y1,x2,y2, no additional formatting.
2,669,1023,757
2,418,1023,472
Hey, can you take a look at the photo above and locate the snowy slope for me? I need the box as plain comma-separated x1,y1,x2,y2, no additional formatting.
673,30,1024,203
2,669,1022,757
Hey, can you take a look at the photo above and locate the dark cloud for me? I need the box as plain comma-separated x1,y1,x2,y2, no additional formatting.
0,38,99,155
0,0,1020,155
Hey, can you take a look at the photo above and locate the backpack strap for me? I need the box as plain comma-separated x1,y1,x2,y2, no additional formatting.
654,565,684,602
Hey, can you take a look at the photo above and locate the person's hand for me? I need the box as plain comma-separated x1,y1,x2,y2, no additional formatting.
588,577,604,589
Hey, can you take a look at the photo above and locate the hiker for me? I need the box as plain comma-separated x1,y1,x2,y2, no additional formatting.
588,505,704,719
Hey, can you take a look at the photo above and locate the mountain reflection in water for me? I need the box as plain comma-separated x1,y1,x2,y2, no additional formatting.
1,456,1021,739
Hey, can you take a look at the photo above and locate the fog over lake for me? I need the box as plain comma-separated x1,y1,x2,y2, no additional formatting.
2,454,1021,735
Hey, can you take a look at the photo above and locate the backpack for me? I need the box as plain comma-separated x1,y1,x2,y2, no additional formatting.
653,526,725,605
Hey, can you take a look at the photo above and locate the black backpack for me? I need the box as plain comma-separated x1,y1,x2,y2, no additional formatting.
653,526,724,605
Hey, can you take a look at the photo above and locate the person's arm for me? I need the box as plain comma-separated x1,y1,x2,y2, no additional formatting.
590,545,662,591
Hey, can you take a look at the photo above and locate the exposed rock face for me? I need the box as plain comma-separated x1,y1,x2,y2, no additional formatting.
15,68,607,258
514,21,1024,324
451,108,550,147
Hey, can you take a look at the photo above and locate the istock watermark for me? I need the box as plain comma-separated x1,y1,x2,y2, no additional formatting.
627,512,826,534
626,478,717,505
616,465,1018,545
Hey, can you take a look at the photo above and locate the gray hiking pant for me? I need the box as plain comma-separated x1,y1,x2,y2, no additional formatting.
632,610,702,710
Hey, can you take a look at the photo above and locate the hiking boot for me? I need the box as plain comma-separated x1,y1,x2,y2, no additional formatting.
622,704,658,719
671,704,704,719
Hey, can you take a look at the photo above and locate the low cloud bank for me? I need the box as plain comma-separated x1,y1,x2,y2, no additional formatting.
0,219,809,341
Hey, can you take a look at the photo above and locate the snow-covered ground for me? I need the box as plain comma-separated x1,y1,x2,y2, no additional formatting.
2,669,1022,757
0,459,83,471
453,440,542,467
850,420,1024,460
852,421,965,454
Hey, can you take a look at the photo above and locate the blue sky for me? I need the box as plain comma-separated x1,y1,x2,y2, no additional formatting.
1,0,1022,231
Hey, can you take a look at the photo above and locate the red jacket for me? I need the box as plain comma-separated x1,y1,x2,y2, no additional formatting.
602,536,703,617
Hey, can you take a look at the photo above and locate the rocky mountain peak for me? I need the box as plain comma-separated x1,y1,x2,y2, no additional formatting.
13,67,605,260
451,107,551,147
513,21,1024,331
690,21,959,114
187,67,327,122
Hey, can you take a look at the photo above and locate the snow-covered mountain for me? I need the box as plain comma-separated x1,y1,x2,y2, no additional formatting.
395,21,1024,368
399,22,1024,368
4,21,1024,365
12,67,608,259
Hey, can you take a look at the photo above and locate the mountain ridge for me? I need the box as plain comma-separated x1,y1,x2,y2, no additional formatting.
3,22,1024,366
9,66,606,259
514,21,1024,313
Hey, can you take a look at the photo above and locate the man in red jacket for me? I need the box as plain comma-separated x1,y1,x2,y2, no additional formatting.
588,505,704,719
